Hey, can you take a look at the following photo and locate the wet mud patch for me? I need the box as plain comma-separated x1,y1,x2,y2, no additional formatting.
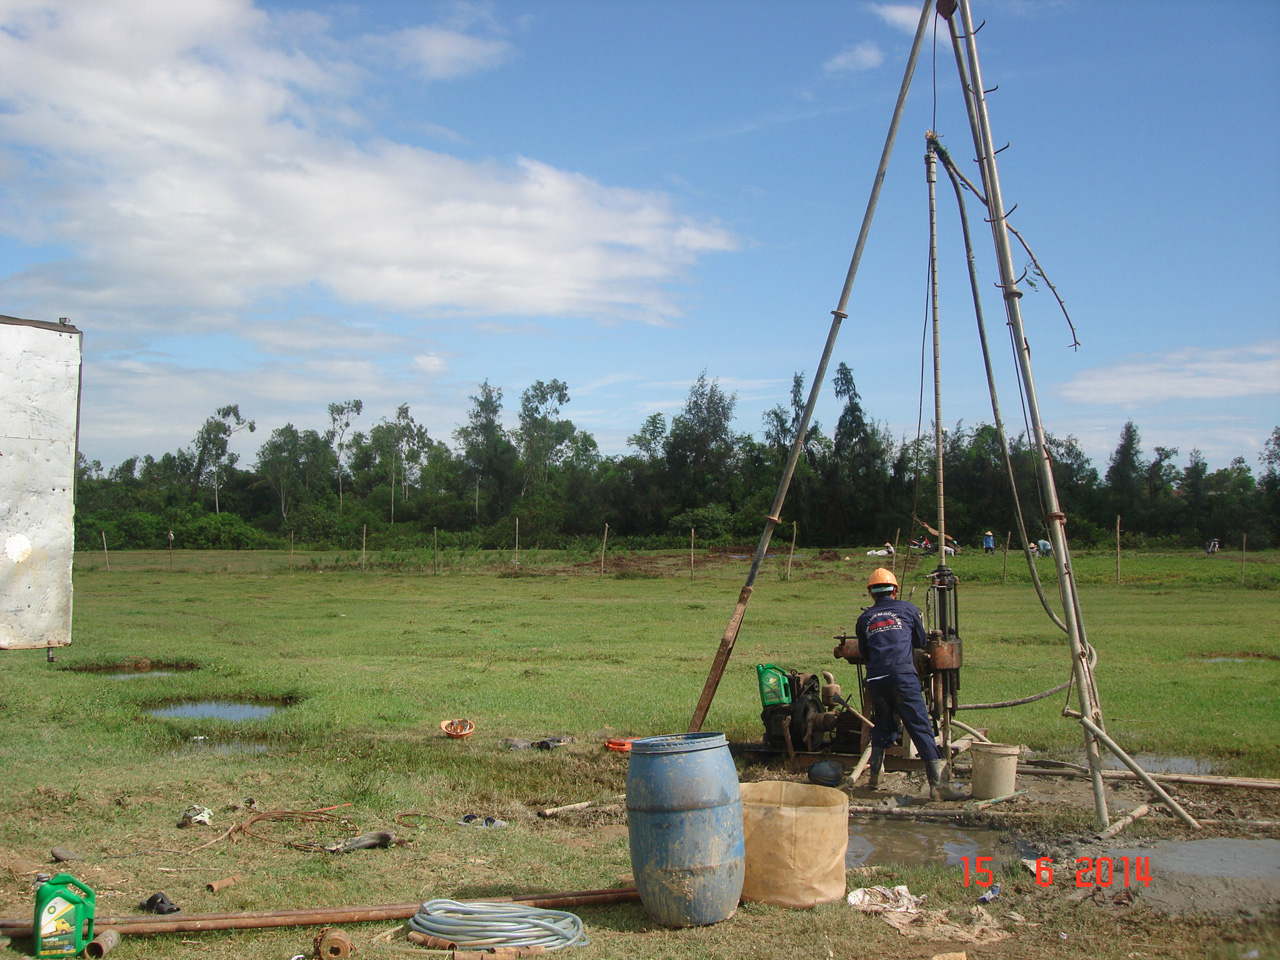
1058,837,1280,918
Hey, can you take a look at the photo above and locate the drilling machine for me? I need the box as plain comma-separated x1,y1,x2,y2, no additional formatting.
753,567,963,764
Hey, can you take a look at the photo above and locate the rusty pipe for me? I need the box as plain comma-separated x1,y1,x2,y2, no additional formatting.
407,931,458,949
206,875,243,893
85,928,121,958
1,888,640,938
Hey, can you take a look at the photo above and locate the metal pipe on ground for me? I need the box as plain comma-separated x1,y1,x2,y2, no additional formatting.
0,888,640,939
84,928,120,958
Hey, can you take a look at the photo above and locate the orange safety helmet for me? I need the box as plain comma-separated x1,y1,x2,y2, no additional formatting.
868,567,899,593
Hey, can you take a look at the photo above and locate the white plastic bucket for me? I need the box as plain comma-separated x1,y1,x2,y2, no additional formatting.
740,781,848,908
970,742,1020,799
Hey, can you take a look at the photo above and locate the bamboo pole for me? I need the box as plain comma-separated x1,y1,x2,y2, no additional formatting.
948,763,1280,791
690,528,695,580
600,523,609,578
515,517,519,565
1073,714,1199,830
966,790,1026,812
101,530,110,571
948,0,1110,828
1241,533,1247,584
1097,804,1150,841
1001,532,1009,584
361,525,366,571
688,0,935,734
847,745,874,784
434,527,439,575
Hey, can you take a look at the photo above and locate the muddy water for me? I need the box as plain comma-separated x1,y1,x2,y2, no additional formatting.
847,816,1014,869
1107,838,1280,879
148,701,278,721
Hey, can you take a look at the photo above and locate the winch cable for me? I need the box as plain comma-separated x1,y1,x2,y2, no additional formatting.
931,138,1069,636
408,899,588,951
936,136,1103,693
920,137,1102,714
955,643,1096,712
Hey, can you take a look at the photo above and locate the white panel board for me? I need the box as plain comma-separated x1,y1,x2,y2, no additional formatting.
0,317,82,649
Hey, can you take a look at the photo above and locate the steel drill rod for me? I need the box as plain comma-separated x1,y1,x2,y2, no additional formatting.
688,0,935,733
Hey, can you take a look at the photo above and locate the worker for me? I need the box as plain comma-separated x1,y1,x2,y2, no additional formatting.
1036,538,1052,557
982,531,995,554
855,568,964,801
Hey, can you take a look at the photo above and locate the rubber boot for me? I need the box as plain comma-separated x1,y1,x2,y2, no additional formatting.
926,759,966,801
867,747,885,789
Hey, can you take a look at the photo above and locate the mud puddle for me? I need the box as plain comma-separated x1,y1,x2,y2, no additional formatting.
149,701,279,721
847,816,1018,869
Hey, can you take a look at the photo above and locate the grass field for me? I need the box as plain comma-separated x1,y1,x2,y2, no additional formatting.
0,546,1276,959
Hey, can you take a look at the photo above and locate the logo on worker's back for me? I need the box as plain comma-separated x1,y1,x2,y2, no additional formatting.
866,614,901,635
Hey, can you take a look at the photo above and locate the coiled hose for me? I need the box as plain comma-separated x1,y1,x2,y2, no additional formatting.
408,899,589,951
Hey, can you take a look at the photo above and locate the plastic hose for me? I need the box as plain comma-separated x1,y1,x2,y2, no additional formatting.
408,900,588,951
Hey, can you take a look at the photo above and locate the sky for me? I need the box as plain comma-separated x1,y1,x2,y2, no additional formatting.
2,0,1277,478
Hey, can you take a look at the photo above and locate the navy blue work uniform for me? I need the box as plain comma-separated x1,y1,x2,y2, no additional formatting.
855,596,940,762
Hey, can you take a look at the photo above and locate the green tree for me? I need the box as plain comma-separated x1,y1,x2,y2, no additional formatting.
327,399,363,515
367,404,430,523
1105,420,1145,526
664,371,739,511
454,382,521,525
191,405,256,513
517,379,574,497
1259,427,1280,543
254,425,335,519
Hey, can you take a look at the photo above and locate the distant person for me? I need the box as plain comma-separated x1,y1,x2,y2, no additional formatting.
853,568,964,801
982,531,995,554
1205,538,1220,555
1036,538,1052,557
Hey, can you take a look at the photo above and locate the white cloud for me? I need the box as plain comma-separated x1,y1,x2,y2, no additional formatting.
378,25,510,80
824,41,885,75
413,353,449,375
0,0,735,335
868,4,923,34
1058,341,1280,406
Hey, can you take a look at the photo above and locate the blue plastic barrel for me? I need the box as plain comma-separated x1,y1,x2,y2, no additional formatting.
626,732,745,927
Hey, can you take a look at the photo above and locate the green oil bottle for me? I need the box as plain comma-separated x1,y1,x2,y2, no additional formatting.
33,874,94,958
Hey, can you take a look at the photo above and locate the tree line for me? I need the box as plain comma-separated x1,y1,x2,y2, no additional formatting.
74,368,1280,553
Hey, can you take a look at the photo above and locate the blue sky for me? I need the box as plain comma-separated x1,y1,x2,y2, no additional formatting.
2,0,1276,476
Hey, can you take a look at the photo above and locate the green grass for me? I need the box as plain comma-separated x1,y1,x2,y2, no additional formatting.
0,547,1276,958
